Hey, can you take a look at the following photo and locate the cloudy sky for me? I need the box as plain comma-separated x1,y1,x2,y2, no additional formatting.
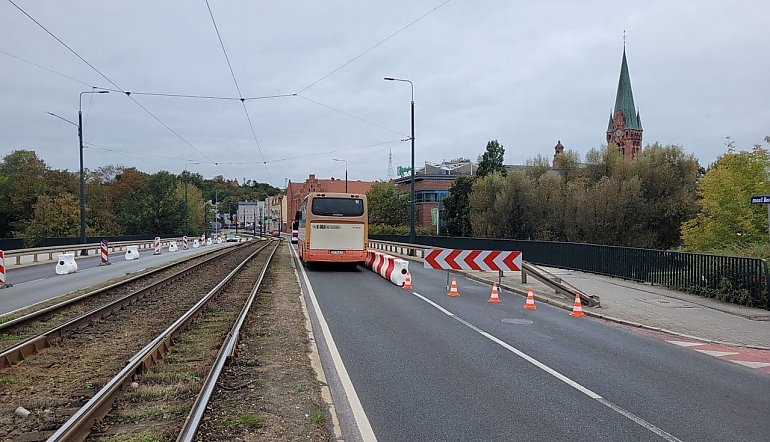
2,0,768,188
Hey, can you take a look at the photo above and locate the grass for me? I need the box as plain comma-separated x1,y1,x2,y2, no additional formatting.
311,410,326,424
100,432,165,442
219,413,266,430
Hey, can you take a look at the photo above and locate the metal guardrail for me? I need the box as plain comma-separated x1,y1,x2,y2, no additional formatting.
370,234,770,310
2,237,187,267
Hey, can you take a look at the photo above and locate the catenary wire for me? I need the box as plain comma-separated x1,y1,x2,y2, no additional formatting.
7,0,227,176
296,0,454,94
295,94,408,137
204,0,271,183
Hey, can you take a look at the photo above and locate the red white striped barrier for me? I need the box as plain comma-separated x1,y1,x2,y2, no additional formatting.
0,250,7,288
153,237,161,255
424,248,522,272
99,240,111,266
364,250,409,286
183,235,188,250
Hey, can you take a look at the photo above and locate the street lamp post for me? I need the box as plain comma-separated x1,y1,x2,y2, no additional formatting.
333,158,348,192
76,90,110,255
384,77,416,243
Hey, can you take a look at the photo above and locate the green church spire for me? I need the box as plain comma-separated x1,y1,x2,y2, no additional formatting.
613,49,642,130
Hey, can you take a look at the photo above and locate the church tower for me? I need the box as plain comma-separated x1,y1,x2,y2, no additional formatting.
606,47,643,159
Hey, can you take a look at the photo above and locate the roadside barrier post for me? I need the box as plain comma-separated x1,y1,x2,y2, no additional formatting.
153,237,161,255
183,235,189,250
0,249,11,288
99,239,111,266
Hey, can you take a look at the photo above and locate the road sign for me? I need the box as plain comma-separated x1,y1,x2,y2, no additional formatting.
430,207,439,226
424,248,522,272
750,195,770,204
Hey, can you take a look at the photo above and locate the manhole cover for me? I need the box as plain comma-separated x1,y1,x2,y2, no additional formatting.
501,318,533,325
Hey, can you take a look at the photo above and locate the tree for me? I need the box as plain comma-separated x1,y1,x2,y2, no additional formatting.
120,171,184,235
19,194,79,245
366,182,409,227
174,181,205,236
681,142,770,251
0,150,50,237
477,140,507,177
442,176,474,236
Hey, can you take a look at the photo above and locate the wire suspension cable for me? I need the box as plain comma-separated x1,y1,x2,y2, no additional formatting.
297,0,454,93
295,94,408,137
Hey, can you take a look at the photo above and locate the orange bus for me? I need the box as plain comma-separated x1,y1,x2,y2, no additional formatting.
296,192,368,265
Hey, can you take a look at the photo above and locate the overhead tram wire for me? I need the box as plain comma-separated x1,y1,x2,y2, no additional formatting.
296,0,454,94
1,50,297,102
204,0,272,183
7,0,227,176
218,138,407,165
294,94,408,138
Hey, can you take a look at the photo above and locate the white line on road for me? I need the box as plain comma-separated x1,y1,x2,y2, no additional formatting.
411,290,682,442
291,247,377,442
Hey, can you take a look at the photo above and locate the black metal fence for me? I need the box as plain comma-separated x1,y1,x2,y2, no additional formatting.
371,234,770,310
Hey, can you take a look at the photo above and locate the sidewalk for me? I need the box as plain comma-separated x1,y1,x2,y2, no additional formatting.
387,248,770,349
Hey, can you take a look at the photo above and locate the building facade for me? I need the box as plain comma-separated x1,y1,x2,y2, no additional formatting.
284,174,374,232
606,48,643,159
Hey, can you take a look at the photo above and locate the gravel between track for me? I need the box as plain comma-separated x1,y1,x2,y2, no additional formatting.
194,242,332,441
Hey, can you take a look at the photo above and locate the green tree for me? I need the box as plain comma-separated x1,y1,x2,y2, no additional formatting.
681,142,770,251
174,181,205,236
366,182,409,227
120,171,184,235
19,194,80,245
442,176,474,236
477,140,507,177
0,150,50,237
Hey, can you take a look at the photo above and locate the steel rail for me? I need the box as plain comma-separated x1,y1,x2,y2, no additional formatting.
47,240,276,442
0,243,245,369
0,244,234,328
177,240,280,441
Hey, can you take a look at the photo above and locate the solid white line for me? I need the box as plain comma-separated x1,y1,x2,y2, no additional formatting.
667,340,705,348
291,246,377,442
410,291,682,442
695,349,738,357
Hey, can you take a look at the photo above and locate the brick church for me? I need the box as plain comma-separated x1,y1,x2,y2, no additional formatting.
606,47,643,159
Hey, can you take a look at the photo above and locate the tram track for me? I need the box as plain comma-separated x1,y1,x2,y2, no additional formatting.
0,244,241,369
0,241,268,441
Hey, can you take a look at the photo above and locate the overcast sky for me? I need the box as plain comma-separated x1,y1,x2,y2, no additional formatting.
2,0,768,188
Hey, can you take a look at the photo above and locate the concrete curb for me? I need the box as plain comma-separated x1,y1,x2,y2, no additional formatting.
393,250,770,352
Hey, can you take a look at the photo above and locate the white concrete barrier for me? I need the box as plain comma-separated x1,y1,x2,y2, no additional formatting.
207,238,213,246
125,245,140,260
55,253,78,275
168,241,178,252
193,239,200,248
364,250,409,286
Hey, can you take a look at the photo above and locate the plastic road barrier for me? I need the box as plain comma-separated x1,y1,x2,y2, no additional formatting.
100,240,110,266
125,245,140,261
364,250,409,286
55,253,78,275
168,241,179,252
193,239,200,248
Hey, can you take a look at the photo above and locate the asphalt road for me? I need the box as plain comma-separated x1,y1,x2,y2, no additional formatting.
0,243,234,316
298,254,770,441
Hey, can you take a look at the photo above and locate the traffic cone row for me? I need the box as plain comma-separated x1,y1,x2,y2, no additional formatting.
399,276,586,319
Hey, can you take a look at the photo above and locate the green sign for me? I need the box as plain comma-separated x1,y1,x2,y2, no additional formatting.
397,166,412,178
430,207,439,226
265,216,273,221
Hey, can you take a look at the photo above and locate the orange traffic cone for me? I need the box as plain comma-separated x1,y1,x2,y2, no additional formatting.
448,279,460,297
569,293,585,317
403,273,413,290
524,287,536,310
488,283,501,303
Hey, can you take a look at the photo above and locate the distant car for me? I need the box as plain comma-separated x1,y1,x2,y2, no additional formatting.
226,233,238,242
270,230,280,238
291,229,299,244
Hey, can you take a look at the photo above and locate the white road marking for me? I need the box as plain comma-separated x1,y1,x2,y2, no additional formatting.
291,247,377,442
666,340,705,348
695,350,739,357
411,291,682,442
730,360,770,369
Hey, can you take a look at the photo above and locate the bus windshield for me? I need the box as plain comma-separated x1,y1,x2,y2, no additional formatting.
311,198,364,217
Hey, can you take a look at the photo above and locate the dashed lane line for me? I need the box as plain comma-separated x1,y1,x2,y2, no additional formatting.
411,290,683,442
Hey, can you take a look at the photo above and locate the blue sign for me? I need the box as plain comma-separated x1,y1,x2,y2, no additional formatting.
750,195,770,205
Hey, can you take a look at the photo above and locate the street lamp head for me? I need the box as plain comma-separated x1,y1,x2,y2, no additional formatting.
384,77,395,81
96,90,110,94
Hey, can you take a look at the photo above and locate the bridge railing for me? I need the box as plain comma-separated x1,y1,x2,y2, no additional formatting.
370,234,770,310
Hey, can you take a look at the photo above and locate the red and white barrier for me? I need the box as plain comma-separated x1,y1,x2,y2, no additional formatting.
0,250,7,287
424,248,522,272
182,235,188,250
153,237,161,255
99,240,111,266
364,250,409,287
